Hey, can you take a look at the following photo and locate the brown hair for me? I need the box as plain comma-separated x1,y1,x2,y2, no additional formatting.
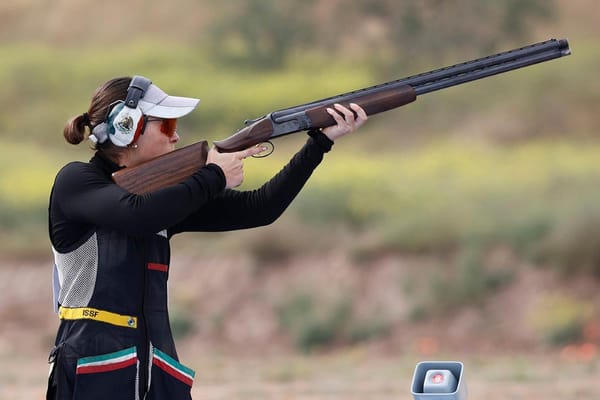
63,77,132,161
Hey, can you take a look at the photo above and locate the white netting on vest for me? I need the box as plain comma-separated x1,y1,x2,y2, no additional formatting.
53,233,98,307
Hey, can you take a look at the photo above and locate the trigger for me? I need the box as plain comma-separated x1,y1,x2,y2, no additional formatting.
252,141,274,158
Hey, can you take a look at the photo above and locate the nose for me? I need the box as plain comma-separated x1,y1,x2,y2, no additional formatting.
170,132,180,143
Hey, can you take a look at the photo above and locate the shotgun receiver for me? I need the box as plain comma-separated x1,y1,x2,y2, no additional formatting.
113,38,571,194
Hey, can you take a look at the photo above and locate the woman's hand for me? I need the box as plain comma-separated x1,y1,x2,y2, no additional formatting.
206,146,265,188
322,103,368,142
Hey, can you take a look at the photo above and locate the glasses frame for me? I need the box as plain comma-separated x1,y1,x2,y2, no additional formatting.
144,116,178,138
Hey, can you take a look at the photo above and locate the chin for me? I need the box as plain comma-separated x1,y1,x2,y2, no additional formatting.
161,146,175,155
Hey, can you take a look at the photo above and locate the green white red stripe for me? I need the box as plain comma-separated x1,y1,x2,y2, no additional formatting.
152,348,195,387
76,346,137,375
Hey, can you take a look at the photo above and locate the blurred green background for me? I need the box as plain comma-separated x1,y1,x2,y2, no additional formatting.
2,0,598,265
1,0,600,398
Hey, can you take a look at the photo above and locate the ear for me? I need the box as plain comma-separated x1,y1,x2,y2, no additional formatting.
107,102,144,147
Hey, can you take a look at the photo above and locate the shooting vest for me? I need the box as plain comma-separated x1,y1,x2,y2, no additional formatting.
48,210,194,399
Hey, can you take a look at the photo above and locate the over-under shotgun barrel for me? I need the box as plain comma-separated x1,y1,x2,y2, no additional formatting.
213,38,570,152
271,38,571,120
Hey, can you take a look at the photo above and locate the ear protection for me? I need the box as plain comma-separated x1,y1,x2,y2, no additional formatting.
106,76,152,147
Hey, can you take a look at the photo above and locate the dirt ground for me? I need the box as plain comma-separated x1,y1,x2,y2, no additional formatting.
1,256,599,400
2,340,600,400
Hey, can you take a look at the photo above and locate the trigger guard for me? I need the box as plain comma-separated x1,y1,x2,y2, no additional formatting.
252,141,274,158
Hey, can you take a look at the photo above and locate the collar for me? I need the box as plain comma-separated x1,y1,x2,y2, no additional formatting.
90,151,125,177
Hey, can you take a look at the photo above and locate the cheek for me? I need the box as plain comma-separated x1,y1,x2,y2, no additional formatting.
138,127,168,147
146,135,173,157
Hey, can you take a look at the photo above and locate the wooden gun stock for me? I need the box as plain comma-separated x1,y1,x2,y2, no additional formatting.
112,141,209,195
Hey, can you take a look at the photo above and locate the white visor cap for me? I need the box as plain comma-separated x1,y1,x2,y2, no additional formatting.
138,84,200,118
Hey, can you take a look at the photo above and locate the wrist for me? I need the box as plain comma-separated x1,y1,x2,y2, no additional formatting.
204,163,227,190
307,128,334,152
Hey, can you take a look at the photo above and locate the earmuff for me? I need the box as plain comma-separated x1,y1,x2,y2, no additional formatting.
106,76,152,147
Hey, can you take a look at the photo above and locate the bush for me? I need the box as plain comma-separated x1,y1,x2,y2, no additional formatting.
277,292,350,352
276,291,391,352
532,203,600,277
169,307,196,340
530,295,594,346
424,246,514,314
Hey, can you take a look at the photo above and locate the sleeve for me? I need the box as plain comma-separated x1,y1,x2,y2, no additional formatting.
169,130,333,234
52,162,226,236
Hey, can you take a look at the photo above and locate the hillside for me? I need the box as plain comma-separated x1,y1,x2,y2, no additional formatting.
2,249,600,399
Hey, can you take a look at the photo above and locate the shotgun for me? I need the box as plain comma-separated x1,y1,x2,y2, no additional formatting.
113,38,571,194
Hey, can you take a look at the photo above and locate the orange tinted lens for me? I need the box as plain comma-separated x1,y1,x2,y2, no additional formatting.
160,119,177,137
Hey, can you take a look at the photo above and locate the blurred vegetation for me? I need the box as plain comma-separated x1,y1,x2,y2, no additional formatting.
207,0,554,71
224,0,539,73
530,295,595,346
0,0,599,350
1,0,598,259
277,290,391,353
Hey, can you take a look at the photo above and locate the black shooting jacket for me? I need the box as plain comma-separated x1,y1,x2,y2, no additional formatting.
46,132,333,400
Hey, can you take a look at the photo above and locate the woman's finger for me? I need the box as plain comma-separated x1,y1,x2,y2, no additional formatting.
350,103,368,121
333,103,355,123
327,107,346,124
